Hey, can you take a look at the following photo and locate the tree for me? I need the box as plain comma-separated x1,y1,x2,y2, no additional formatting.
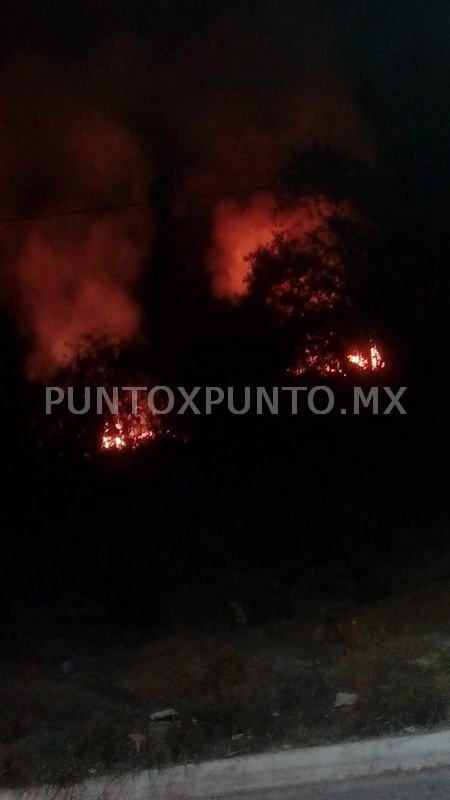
242,203,370,375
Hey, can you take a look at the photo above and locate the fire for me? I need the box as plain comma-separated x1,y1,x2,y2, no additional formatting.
289,340,386,376
347,344,385,371
101,408,158,451
288,335,343,376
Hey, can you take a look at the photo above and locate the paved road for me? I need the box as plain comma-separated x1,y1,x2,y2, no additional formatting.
223,767,450,799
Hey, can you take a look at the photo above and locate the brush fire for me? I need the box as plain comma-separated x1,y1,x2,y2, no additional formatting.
288,339,386,377
101,411,158,451
72,191,387,455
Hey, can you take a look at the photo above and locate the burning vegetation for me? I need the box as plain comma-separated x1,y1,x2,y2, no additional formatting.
38,182,386,458
101,409,159,451
0,21,392,461
4,64,385,458
99,382,165,453
347,344,385,371
288,338,386,377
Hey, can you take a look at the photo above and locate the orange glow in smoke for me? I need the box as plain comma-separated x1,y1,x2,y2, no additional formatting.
207,193,339,301
10,110,152,381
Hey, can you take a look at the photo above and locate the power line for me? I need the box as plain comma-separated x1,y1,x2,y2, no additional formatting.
0,185,270,227
0,201,150,225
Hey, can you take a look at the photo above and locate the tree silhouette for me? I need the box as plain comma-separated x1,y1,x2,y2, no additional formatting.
242,200,371,375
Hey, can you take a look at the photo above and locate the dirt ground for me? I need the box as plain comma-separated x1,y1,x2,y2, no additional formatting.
3,559,450,789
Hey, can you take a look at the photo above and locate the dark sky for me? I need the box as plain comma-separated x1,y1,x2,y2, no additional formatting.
1,0,448,161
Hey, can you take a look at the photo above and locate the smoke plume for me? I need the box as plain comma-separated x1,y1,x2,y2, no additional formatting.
0,58,152,380
206,193,344,301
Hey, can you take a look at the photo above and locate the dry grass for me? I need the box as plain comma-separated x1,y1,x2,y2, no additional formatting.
3,581,450,789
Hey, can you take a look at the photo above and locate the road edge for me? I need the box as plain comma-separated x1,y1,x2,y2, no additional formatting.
4,728,450,799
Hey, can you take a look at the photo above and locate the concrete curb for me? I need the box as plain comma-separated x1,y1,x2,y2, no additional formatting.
5,729,450,799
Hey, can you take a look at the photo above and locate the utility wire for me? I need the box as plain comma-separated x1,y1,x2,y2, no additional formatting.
0,201,150,225
0,185,270,227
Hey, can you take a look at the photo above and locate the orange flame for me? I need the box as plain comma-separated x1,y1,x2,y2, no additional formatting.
347,345,385,371
289,341,386,377
101,407,158,451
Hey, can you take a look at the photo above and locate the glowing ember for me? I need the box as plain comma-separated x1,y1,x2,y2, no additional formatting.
347,344,385,371
288,335,343,376
289,353,343,375
101,409,158,451
289,340,386,377
267,271,344,318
